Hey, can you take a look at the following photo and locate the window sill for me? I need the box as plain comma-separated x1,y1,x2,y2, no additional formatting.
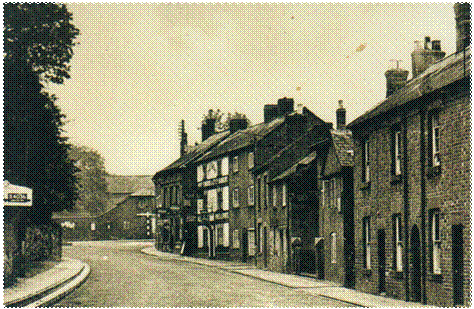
390,174,402,184
427,165,441,178
361,268,372,276
428,273,443,282
360,182,371,191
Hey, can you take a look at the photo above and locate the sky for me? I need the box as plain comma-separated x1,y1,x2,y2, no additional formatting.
46,2,457,175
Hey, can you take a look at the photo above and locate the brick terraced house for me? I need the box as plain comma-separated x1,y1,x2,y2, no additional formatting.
153,120,229,255
346,4,470,306
194,98,326,262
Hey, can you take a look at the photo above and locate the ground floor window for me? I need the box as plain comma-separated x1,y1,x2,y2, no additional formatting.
430,209,441,274
393,214,403,272
363,216,371,269
331,232,337,263
233,229,240,249
248,228,256,256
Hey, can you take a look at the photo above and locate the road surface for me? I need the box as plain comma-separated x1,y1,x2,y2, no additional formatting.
55,241,349,307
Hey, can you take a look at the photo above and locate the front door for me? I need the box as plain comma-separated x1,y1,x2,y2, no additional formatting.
242,229,248,262
411,225,421,302
263,226,268,268
452,225,464,306
377,229,386,294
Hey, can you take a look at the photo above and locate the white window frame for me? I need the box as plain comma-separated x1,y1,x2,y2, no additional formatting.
248,228,256,256
90,222,96,231
282,183,287,207
221,157,229,176
223,222,229,247
233,229,240,249
432,113,440,167
272,185,277,207
233,156,239,172
197,164,204,182
432,210,441,274
248,185,255,206
331,232,337,263
248,152,254,169
233,188,239,208
364,217,371,269
198,226,204,248
394,214,403,272
395,131,402,175
364,140,370,182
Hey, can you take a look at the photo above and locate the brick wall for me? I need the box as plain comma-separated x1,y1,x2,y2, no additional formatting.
352,80,470,306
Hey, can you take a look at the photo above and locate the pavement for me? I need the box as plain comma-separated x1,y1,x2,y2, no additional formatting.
3,258,90,308
142,246,426,307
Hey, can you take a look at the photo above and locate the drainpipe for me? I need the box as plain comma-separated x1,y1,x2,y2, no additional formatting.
420,108,427,304
403,118,410,301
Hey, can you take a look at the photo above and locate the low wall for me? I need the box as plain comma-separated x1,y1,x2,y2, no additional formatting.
3,220,62,287
23,223,62,263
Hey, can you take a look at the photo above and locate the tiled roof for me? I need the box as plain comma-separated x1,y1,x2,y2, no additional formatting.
130,187,155,197
198,117,285,162
52,210,94,219
272,150,318,182
331,130,354,167
105,175,154,194
154,130,230,177
348,47,471,128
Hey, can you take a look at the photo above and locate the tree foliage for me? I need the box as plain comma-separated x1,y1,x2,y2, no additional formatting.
3,3,80,222
4,3,80,84
68,146,109,215
202,109,251,132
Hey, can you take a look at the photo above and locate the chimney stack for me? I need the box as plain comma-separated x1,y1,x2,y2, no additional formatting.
264,104,279,123
385,60,409,97
201,117,216,142
179,120,188,157
336,100,346,130
229,118,248,134
454,3,471,52
411,36,445,78
277,97,294,117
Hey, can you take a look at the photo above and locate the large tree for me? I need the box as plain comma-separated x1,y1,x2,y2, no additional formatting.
68,146,109,215
4,3,80,222
4,3,79,83
202,110,251,132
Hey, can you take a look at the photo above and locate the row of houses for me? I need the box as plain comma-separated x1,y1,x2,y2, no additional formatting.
153,4,470,306
53,175,156,241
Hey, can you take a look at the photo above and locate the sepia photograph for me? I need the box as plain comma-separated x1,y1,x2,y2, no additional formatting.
3,2,471,307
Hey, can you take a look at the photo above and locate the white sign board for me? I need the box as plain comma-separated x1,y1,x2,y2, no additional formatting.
3,181,33,207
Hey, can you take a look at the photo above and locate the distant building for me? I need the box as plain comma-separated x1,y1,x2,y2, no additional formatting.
98,187,155,240
53,175,154,241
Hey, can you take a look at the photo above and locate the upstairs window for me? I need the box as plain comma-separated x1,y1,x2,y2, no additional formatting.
431,113,441,167
248,152,254,169
392,129,402,176
233,188,239,208
272,185,277,207
282,183,287,207
233,156,239,172
363,140,370,182
217,189,223,210
257,177,261,211
248,185,255,206
197,165,204,182
264,175,269,209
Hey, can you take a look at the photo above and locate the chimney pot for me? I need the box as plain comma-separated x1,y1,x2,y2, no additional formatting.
411,37,445,78
229,118,248,134
336,100,346,130
432,40,441,51
385,67,409,97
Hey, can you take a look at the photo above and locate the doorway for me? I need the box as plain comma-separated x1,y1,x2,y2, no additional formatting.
242,229,248,262
263,226,268,268
452,225,464,306
377,229,386,294
411,225,421,302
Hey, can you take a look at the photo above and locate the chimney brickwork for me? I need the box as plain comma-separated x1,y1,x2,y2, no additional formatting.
454,3,471,53
336,100,346,130
411,36,445,78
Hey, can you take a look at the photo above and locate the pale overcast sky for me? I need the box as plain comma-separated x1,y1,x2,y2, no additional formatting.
46,2,457,175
